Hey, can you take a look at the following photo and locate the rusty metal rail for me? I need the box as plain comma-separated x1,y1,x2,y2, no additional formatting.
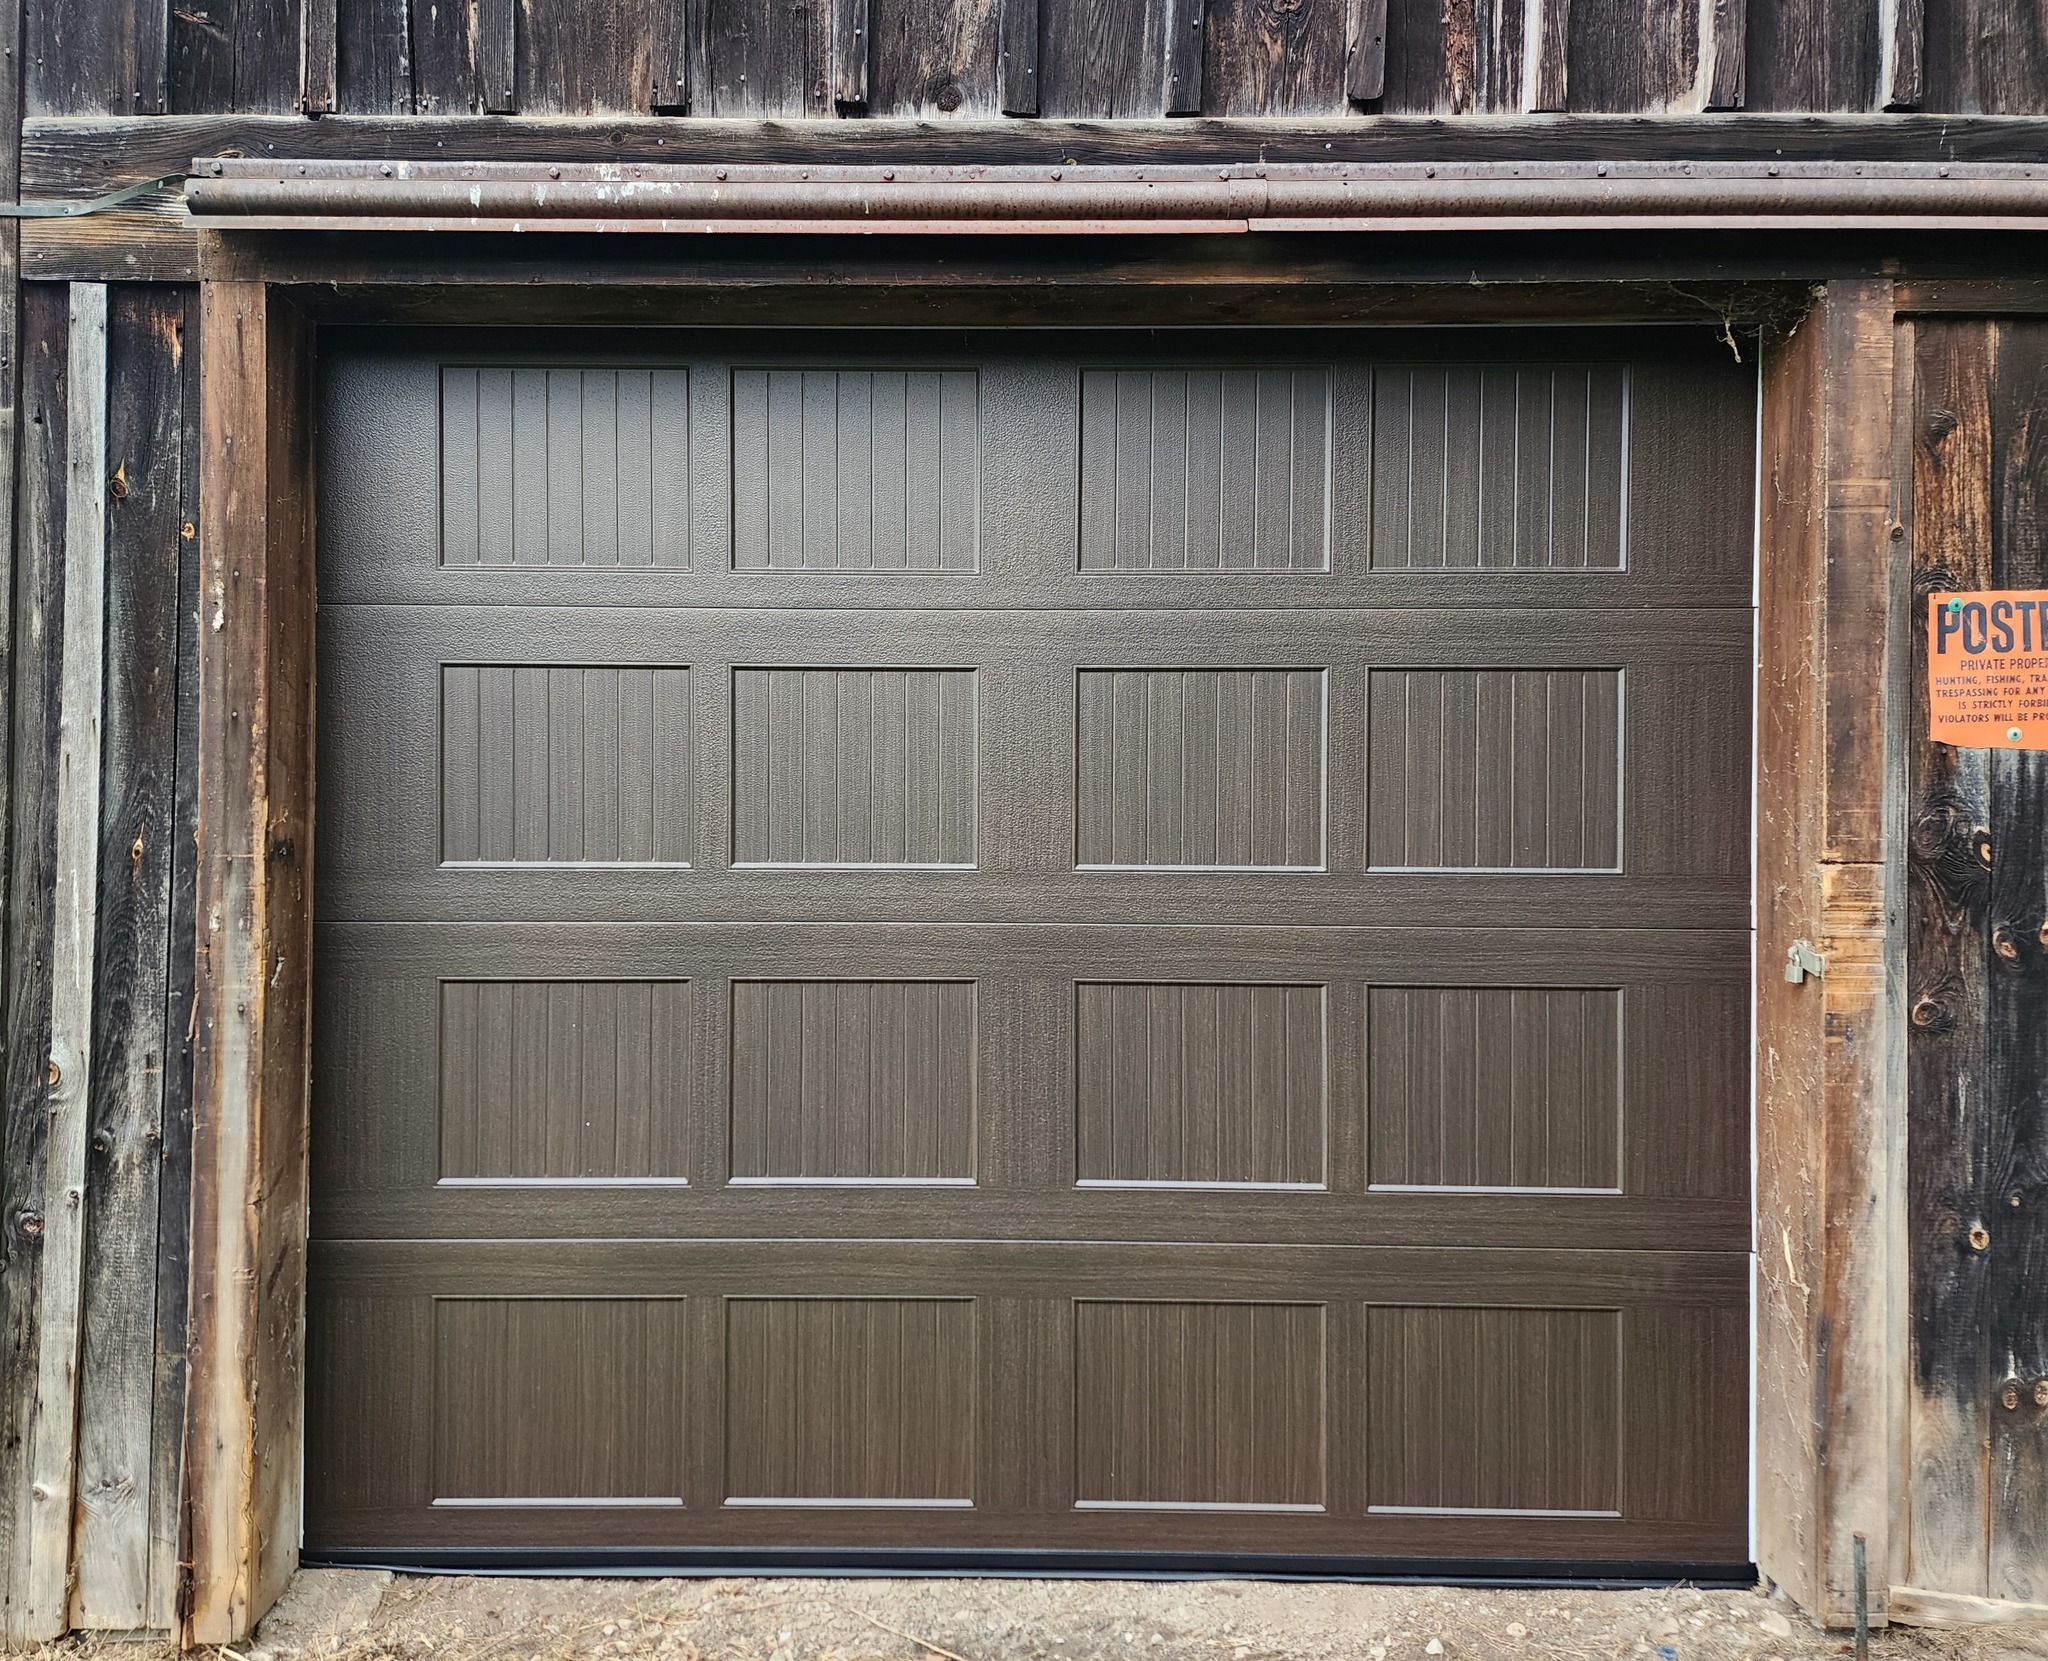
180,157,2048,235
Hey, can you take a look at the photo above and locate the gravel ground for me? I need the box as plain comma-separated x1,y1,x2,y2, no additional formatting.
189,1571,2048,1661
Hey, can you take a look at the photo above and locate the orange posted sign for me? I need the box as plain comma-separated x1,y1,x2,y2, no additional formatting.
1929,591,2048,749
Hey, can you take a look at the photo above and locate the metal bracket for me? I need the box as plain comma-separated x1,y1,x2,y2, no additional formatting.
0,174,184,219
1785,939,1826,983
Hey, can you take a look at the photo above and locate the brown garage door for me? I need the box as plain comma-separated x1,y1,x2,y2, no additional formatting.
307,327,1753,1570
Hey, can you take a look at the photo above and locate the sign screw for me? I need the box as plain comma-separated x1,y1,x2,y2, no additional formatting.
2011,728,2025,743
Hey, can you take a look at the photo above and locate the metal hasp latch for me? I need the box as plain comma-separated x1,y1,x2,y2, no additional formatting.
1785,939,1826,983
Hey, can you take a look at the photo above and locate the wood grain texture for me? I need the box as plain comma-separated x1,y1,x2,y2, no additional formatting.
1923,0,2048,114
334,0,414,111
871,0,999,115
183,284,317,1643
25,0,168,114
1564,0,1700,110
1076,669,1325,870
1162,0,1202,114
435,1298,689,1499
697,0,829,115
440,981,693,1180
21,283,108,1640
1198,0,1344,113
0,287,70,1645
518,0,661,113
1983,321,2048,1604
170,0,300,111
1037,0,1163,116
733,667,977,867
1907,318,1993,1598
725,1298,976,1501
731,980,977,1182
441,367,690,569
1075,982,1326,1187
1366,1304,1620,1513
1344,0,1386,100
1881,0,1924,109
1075,1301,1324,1507
1367,986,1620,1191
732,368,975,572
1699,0,1746,109
832,0,869,107
477,0,516,110
440,666,694,864
1525,0,1567,110
1080,368,1329,572
1742,0,1879,110
302,0,339,109
997,0,1037,111
1369,363,1626,570
71,288,187,1630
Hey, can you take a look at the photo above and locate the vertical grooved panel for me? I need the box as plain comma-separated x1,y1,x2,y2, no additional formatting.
733,668,977,866
1075,983,1326,1186
1367,987,1621,1189
1074,1302,1325,1507
1370,365,1627,569
1366,1306,1620,1513
732,368,979,571
439,981,691,1181
441,368,689,567
1079,368,1330,571
1076,669,1325,868
725,1299,977,1501
1368,669,1620,870
441,665,692,865
434,1299,689,1500
731,981,977,1180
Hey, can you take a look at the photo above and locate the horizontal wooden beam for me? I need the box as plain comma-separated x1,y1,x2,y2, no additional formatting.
26,115,2048,203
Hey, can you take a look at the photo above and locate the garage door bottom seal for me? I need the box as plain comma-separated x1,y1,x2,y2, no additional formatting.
301,1548,1757,1587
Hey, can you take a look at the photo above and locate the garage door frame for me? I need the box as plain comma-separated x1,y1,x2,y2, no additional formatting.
176,261,1909,1643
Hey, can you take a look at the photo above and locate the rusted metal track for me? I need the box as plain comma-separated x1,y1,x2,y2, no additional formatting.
182,158,2048,235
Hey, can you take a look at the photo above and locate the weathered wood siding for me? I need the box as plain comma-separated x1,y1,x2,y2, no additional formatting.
0,285,200,1638
18,0,2048,117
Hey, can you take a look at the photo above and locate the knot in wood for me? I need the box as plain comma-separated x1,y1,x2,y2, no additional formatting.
17,1212,41,1239
1910,997,1950,1031
1925,407,1958,444
2036,1380,2048,1408
934,83,962,112
1975,827,1994,868
269,837,295,864
1994,924,2022,961
1968,1223,1991,1251
2004,1383,2022,1410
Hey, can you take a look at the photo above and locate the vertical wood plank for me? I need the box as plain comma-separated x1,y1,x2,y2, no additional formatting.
183,284,316,1646
1699,0,1745,108
0,285,68,1648
301,0,338,109
653,0,691,108
999,0,1039,111
1906,319,1994,1599
336,0,414,112
1984,321,2048,1604
1521,0,1567,110
475,0,515,112
1880,0,1924,108
21,281,108,1641
147,286,201,1635
1344,0,1386,99
71,288,188,1630
1922,0,2048,114
832,0,870,107
170,0,301,112
24,0,170,114
1162,0,1203,112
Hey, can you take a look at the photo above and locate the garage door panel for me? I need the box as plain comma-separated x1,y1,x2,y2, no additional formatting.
312,330,1752,1564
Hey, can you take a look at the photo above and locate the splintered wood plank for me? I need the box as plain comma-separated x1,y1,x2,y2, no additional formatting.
1699,0,1746,109
71,288,189,1629
1985,320,2048,1605
0,286,70,1648
1523,0,1567,110
22,282,109,1641
1881,0,1924,109
1907,318,1994,1599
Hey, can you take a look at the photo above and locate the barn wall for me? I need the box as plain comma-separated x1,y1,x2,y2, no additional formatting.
16,0,2048,117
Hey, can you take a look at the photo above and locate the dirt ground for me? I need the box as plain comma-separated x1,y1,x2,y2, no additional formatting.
159,1571,2048,1661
